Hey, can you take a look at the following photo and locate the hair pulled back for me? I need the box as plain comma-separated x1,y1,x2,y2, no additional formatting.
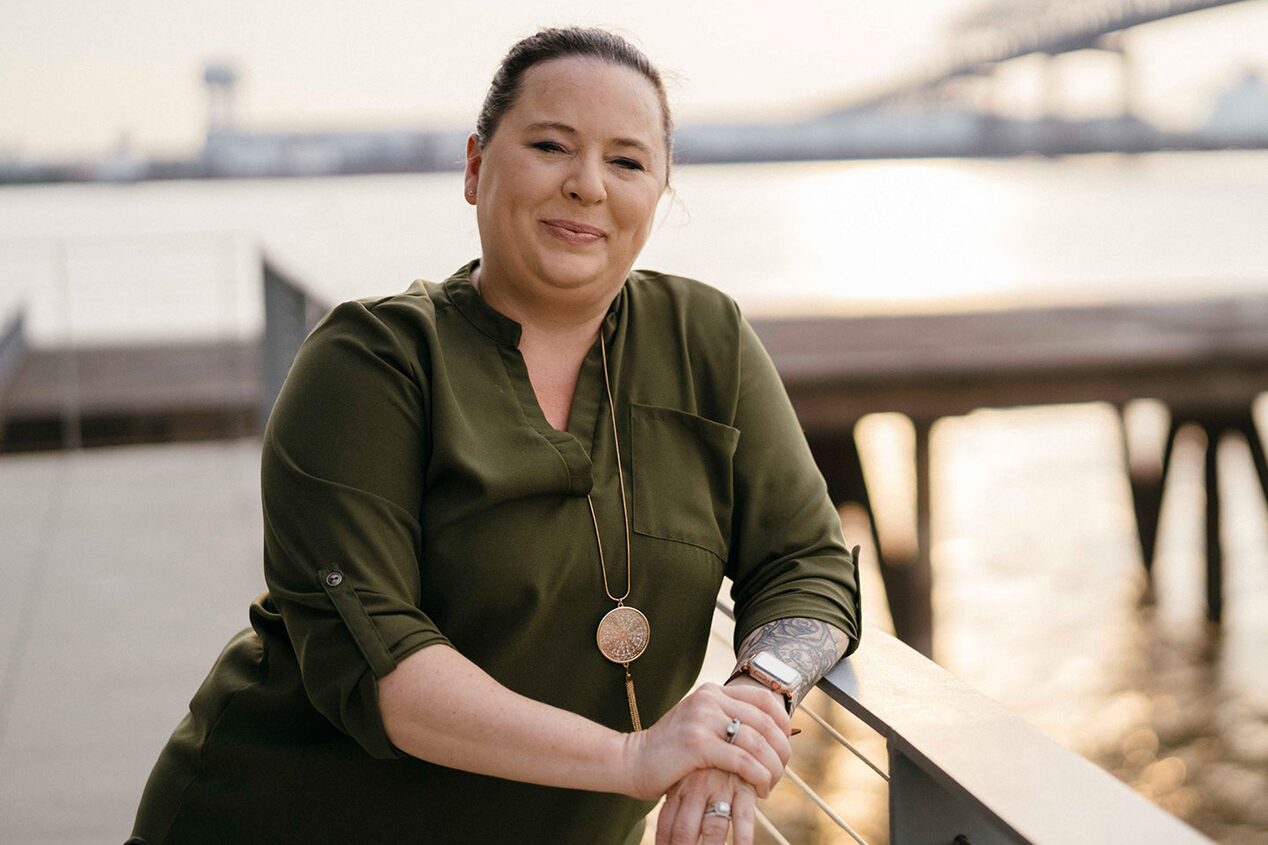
475,27,673,175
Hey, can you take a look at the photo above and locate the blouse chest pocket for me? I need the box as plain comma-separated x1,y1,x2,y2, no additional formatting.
630,403,741,562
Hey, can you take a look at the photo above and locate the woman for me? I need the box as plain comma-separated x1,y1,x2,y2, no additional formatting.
130,27,860,845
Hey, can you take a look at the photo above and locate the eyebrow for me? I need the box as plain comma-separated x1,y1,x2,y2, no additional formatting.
523,121,654,156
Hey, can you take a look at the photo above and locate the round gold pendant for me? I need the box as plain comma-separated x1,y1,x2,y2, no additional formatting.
596,605,650,664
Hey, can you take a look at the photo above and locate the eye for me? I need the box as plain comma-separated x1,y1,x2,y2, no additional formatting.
611,157,645,172
532,140,567,154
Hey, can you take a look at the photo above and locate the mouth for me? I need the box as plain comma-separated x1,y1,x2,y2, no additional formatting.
542,219,607,244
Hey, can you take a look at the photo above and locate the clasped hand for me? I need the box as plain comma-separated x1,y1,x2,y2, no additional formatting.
622,681,792,845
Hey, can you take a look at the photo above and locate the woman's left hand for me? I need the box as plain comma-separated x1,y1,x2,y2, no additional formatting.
655,768,756,845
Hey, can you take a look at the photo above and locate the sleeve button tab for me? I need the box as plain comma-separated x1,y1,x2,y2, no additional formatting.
325,571,344,587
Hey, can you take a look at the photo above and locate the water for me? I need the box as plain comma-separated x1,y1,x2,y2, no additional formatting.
2,151,1267,344
789,403,1268,845
2,152,1266,842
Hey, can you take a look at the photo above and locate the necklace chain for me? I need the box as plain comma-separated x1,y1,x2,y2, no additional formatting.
586,329,647,730
587,332,632,604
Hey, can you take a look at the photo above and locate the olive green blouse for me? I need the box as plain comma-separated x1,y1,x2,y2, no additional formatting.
130,260,861,845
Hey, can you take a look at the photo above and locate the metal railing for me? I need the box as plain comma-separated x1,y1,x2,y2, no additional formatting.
714,600,1212,845
0,307,24,400
0,232,259,449
0,237,330,450
260,254,330,427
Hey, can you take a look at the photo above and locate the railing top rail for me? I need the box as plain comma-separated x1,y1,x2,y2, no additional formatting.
0,306,26,396
820,627,1211,845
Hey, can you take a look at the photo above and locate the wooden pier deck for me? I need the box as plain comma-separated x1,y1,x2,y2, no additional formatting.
752,293,1268,655
756,294,1268,426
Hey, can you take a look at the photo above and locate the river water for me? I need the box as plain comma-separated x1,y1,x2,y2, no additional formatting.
2,152,1266,842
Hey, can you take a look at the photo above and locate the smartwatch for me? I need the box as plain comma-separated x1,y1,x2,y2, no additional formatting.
727,650,802,715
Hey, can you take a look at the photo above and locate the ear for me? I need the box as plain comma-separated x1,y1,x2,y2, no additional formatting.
464,133,482,205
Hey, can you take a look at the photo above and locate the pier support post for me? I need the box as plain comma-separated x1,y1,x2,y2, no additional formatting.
806,422,934,658
807,425,884,559
1123,404,1178,574
906,418,934,658
1236,408,1268,505
1195,408,1268,625
1129,403,1267,624
1203,422,1222,624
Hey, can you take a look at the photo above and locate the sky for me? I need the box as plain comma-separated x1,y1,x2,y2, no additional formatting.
3,0,1267,160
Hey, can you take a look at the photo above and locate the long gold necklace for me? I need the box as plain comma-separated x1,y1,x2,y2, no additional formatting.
588,332,648,731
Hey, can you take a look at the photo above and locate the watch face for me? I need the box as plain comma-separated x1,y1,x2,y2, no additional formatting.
753,652,801,687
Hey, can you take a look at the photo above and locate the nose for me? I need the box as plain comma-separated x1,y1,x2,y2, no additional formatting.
563,153,605,205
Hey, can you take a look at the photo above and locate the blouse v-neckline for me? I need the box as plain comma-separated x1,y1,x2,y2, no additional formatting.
444,260,626,493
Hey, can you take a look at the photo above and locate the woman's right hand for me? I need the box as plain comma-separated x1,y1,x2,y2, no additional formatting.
619,682,793,801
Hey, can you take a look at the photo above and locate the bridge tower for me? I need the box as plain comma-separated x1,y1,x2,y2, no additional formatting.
203,63,239,137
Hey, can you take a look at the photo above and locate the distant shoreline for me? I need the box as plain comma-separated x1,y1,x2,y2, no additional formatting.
5,125,1265,186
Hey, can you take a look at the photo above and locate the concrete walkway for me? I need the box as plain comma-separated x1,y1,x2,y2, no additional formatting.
0,440,264,844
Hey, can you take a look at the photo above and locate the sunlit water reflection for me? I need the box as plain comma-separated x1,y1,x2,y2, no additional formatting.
764,403,1268,845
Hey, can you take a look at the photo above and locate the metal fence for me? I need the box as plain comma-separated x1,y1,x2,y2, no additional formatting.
713,599,1212,845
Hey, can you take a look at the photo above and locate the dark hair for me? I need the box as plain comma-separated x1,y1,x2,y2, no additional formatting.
475,27,673,178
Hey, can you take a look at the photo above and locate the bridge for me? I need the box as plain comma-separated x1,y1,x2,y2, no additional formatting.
856,0,1252,107
951,0,1242,83
806,0,1262,159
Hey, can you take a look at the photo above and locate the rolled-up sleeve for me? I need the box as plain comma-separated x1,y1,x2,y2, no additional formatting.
262,299,450,759
726,311,862,657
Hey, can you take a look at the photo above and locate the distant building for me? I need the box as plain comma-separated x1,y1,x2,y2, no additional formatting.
94,132,146,182
1203,69,1268,145
196,62,464,177
204,62,241,139
201,126,456,177
809,102,984,156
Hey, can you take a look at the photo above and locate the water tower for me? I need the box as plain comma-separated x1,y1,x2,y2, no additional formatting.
204,62,239,136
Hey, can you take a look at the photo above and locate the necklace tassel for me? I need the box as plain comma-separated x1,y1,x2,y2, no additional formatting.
624,664,642,731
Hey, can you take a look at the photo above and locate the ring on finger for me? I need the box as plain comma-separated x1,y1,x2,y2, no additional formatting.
703,800,732,820
724,717,741,744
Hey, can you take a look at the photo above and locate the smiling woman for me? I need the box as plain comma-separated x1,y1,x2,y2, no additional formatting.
128,26,861,845
465,56,668,360
465,53,670,432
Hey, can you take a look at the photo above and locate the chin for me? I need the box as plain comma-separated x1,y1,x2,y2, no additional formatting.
536,255,621,291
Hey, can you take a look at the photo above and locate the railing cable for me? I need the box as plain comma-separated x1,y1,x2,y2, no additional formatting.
782,766,871,845
712,597,873,844
800,698,889,782
754,809,794,845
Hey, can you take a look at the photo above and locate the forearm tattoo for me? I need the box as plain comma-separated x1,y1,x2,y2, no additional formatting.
733,618,851,710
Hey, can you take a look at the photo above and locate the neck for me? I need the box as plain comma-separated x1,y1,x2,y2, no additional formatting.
472,262,618,350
